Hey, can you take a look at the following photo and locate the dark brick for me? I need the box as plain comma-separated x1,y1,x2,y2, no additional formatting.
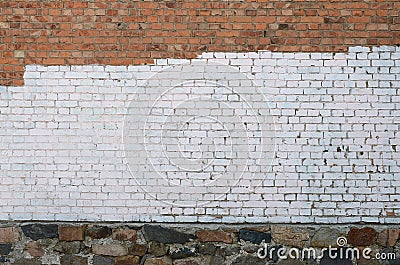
130,244,148,256
207,256,224,265
198,243,217,255
143,225,195,244
238,229,272,244
231,254,265,265
55,241,83,255
21,224,59,240
0,244,12,255
60,255,88,265
93,255,115,265
277,260,302,265
147,242,167,257
86,226,112,239
170,247,198,259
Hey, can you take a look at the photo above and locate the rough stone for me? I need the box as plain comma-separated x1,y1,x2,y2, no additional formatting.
389,258,400,265
306,260,318,265
21,224,59,240
230,254,265,265
271,226,309,248
0,243,12,255
60,255,87,265
276,259,303,265
113,229,137,242
86,226,112,239
173,258,201,265
55,241,82,254
148,242,168,257
265,245,284,263
357,256,381,265
207,255,224,265
220,245,240,256
93,255,115,265
319,248,353,265
310,228,343,247
92,243,128,257
131,243,148,256
243,227,270,233
242,244,259,254
238,229,272,244
13,259,42,265
143,225,195,244
377,229,399,247
24,242,45,257
144,256,173,265
170,246,198,259
198,243,217,255
0,227,20,243
115,255,140,265
196,230,233,244
347,227,377,246
59,226,85,241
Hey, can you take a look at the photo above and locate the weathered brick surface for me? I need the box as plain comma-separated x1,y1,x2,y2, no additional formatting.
0,1,399,86
347,227,378,246
59,226,85,241
92,243,128,257
0,48,399,223
24,242,44,257
112,229,137,242
144,257,172,265
196,230,234,244
0,227,19,243
377,229,400,247
115,256,140,265
60,255,87,265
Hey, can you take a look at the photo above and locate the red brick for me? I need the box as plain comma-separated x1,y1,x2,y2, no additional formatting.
348,227,378,247
196,230,234,244
0,0,398,86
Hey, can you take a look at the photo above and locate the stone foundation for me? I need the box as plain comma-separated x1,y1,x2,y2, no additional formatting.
0,223,399,265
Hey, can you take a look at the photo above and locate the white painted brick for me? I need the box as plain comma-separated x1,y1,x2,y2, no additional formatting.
0,46,398,224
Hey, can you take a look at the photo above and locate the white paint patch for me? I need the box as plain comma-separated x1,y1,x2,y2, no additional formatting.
0,46,399,223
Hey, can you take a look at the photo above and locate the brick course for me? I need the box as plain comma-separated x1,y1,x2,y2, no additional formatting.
1,0,400,86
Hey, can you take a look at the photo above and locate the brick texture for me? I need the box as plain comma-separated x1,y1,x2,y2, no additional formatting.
0,0,400,86
0,47,399,223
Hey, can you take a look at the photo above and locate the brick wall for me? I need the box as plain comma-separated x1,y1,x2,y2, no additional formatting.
1,47,399,223
1,0,399,86
0,1,399,224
